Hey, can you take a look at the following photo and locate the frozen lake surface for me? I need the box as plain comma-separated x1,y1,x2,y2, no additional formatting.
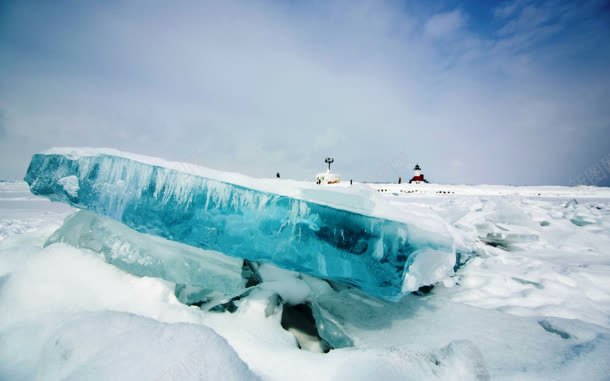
2,174,610,380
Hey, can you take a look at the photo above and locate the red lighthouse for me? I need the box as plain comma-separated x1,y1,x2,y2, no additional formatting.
409,164,428,184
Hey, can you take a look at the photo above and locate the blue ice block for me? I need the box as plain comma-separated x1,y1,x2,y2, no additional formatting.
24,151,453,301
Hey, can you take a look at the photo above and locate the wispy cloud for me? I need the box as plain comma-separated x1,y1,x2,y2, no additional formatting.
494,0,532,19
492,0,604,53
424,9,466,39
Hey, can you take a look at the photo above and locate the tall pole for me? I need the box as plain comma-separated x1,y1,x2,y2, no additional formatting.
325,157,334,171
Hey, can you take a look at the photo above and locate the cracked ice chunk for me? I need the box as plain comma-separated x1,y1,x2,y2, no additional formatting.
309,289,610,379
25,149,455,301
478,222,539,247
46,210,246,301
563,200,601,227
456,199,540,248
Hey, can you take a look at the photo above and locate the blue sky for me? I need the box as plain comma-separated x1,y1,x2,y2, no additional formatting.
1,0,609,185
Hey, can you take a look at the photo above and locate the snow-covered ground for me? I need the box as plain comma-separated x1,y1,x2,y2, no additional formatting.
371,182,610,199
1,178,610,380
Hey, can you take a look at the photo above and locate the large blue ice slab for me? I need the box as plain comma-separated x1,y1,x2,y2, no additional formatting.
24,151,454,301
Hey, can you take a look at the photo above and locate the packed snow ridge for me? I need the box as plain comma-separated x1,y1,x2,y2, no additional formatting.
24,148,456,301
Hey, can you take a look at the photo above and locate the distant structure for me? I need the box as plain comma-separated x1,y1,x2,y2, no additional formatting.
409,164,428,184
316,157,341,184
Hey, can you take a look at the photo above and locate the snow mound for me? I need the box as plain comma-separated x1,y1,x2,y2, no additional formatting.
37,311,258,381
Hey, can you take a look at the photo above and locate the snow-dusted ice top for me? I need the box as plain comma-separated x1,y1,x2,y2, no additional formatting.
26,148,457,301
42,147,382,216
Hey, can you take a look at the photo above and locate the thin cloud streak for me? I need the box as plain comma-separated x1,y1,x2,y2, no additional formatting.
424,9,466,39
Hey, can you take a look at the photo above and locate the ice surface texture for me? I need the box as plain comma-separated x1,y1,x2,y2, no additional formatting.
46,210,246,304
25,152,454,300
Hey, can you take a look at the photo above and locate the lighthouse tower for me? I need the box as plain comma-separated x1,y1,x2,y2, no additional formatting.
409,164,428,184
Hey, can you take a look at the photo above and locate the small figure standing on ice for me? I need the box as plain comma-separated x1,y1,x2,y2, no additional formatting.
276,172,280,179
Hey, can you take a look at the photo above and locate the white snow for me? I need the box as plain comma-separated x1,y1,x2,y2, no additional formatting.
0,181,72,242
2,172,610,380
257,263,313,305
57,175,79,198
402,248,456,292
36,312,259,381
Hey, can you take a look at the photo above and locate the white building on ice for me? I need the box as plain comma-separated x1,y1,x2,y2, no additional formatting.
315,157,341,184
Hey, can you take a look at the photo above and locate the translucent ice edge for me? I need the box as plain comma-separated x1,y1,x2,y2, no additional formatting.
25,150,455,301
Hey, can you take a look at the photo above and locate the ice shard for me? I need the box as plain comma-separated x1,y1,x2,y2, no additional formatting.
24,149,455,301
46,210,247,304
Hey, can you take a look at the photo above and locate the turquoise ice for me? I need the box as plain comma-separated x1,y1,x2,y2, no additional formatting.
25,151,455,301
45,210,247,306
